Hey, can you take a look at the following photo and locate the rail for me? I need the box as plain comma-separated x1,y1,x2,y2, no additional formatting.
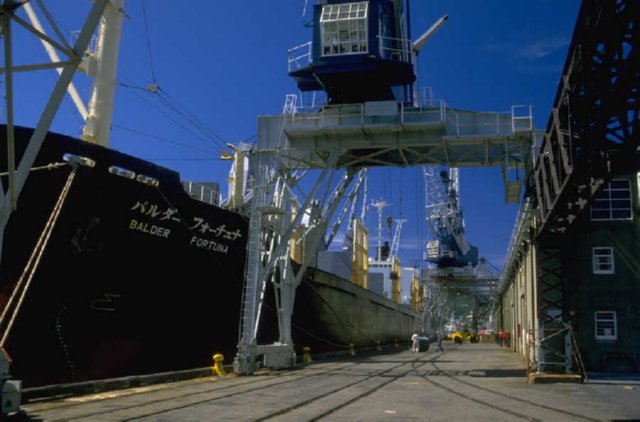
376,35,414,63
288,34,416,73
181,181,220,206
287,41,312,72
283,97,533,139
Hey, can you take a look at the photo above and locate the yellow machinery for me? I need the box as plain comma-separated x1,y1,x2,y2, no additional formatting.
448,330,479,344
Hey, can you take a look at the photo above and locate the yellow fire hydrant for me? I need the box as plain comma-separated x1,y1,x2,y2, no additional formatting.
212,353,226,376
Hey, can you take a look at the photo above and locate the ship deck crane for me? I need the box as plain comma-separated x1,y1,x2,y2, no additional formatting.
367,198,404,304
389,218,406,259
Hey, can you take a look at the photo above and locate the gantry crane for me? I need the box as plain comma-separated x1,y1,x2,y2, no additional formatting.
424,166,478,268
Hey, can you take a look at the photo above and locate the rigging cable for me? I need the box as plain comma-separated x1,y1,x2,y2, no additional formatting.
118,82,226,153
141,0,157,84
156,87,229,148
117,2,231,155
116,80,225,154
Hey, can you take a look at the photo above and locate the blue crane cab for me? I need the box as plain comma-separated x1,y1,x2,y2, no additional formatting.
288,0,416,104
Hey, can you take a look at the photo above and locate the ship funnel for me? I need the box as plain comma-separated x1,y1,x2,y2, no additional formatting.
413,14,448,54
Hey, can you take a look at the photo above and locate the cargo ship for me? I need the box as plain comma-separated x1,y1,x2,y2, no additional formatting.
1,0,426,388
0,126,249,387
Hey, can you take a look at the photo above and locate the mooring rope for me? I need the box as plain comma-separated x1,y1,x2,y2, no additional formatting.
0,169,77,347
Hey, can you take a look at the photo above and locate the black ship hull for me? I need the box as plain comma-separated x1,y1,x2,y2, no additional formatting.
293,268,422,354
1,127,248,388
1,126,422,389
257,267,422,355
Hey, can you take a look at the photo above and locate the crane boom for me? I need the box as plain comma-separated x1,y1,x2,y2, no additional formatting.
424,166,478,268
389,218,406,258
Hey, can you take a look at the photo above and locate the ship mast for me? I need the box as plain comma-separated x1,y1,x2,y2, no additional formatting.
370,199,391,261
80,0,125,147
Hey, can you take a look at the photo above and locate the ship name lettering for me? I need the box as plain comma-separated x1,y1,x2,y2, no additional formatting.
91,293,121,311
189,236,229,254
128,218,171,238
130,201,181,222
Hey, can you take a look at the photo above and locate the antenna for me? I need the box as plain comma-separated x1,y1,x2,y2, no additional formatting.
370,199,392,261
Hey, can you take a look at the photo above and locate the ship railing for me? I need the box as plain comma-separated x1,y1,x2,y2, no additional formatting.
182,181,220,206
288,41,313,72
377,35,414,63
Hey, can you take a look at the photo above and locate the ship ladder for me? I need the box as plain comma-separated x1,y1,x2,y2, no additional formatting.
0,170,77,347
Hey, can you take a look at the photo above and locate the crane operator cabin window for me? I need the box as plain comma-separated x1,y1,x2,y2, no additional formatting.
320,2,368,56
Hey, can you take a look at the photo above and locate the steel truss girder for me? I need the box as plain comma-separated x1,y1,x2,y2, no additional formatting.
259,106,533,171
533,0,640,238
535,248,572,373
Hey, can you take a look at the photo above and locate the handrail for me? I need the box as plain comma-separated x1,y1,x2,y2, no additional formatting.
279,93,533,141
287,41,312,72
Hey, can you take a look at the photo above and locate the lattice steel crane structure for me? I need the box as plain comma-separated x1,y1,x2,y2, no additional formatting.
424,166,477,269
422,165,501,335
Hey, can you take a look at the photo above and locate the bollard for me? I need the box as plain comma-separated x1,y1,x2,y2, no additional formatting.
348,343,355,356
376,340,382,351
303,346,312,362
212,353,226,376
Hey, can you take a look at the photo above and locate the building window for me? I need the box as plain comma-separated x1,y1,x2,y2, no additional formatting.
320,2,368,56
590,179,632,221
595,311,617,340
592,247,615,274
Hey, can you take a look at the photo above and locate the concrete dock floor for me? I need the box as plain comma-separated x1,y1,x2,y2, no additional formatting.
14,342,640,421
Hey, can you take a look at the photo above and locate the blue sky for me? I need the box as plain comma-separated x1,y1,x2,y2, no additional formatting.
12,1,581,270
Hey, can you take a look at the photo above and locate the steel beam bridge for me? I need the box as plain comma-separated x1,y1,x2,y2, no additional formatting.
499,0,639,376
234,98,535,373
